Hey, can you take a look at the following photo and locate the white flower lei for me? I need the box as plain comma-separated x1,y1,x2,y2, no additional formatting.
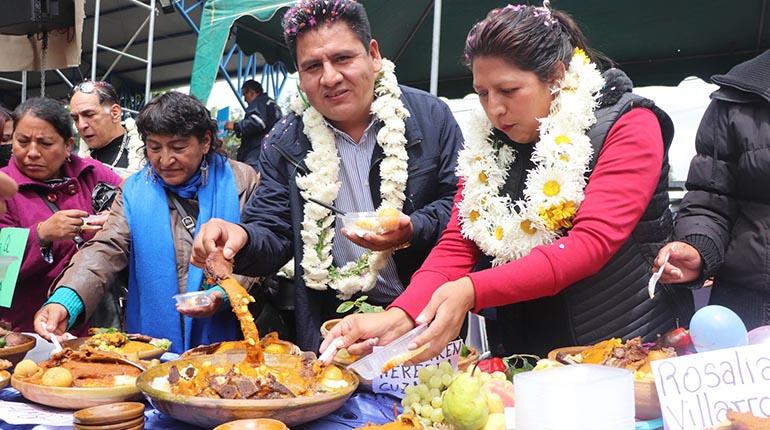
290,59,410,299
457,49,605,266
123,117,146,173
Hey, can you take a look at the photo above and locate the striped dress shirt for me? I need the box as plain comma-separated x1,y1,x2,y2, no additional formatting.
328,119,405,305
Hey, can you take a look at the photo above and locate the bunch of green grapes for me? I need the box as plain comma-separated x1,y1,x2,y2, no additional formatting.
401,361,456,428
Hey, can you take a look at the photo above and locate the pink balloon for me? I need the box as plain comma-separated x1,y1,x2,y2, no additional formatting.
748,325,770,345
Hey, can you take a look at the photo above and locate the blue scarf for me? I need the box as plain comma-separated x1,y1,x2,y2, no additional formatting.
122,154,241,353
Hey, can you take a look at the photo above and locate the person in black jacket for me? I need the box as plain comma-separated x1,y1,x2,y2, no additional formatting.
193,0,462,351
225,80,281,170
654,50,770,330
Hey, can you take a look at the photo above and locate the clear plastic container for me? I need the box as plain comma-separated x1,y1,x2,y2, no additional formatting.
514,364,635,430
338,211,383,236
173,291,213,308
348,324,428,380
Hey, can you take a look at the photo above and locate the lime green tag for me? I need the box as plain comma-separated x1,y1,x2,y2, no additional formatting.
0,227,29,308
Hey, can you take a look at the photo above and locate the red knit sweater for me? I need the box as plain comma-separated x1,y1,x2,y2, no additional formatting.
392,108,664,319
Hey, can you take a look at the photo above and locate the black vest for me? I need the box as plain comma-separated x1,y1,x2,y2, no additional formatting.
489,69,694,357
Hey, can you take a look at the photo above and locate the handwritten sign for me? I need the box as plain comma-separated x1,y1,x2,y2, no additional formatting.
373,339,463,398
0,400,74,425
0,227,28,308
651,343,770,430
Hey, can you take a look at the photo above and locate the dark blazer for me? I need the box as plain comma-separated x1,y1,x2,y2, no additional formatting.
234,85,462,350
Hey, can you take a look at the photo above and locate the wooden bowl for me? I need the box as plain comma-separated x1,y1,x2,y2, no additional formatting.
548,346,661,420
0,334,36,368
320,318,341,338
11,374,141,410
457,346,480,372
137,352,358,428
62,337,165,360
214,418,289,430
74,402,145,425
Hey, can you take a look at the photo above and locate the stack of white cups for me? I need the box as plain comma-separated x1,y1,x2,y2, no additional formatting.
514,364,635,430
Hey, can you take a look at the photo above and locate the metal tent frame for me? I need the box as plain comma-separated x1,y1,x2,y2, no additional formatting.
173,0,289,109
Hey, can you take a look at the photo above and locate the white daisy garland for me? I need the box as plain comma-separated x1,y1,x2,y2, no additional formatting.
291,59,410,299
457,48,605,266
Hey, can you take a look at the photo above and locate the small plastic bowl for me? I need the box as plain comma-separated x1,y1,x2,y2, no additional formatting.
338,211,383,235
173,291,212,308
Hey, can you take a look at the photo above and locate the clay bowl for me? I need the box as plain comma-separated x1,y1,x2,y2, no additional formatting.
0,334,36,368
548,346,661,420
137,352,358,428
11,374,142,410
73,401,145,426
214,418,289,430
62,337,165,360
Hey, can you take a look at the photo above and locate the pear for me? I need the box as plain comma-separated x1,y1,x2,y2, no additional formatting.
442,373,489,430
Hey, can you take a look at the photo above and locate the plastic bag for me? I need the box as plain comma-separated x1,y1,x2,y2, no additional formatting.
92,182,119,213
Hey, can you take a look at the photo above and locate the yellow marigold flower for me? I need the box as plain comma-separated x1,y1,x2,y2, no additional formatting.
543,180,561,197
574,47,589,64
539,201,578,231
479,171,489,184
494,226,504,240
520,220,537,235
555,135,571,145
469,210,480,222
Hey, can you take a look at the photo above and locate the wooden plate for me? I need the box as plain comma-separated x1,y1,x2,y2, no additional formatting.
11,374,141,410
62,337,165,360
548,346,661,420
73,415,144,430
0,334,36,368
74,402,145,425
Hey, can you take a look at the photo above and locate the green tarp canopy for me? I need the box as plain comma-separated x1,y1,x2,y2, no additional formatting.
190,0,770,103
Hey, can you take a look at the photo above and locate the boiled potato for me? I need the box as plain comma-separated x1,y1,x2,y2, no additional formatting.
14,359,40,378
41,367,73,387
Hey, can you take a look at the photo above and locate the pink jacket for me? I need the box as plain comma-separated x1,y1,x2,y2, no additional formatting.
0,155,121,332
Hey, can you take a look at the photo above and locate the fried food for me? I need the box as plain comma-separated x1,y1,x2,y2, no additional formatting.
357,413,423,430
205,248,263,364
725,410,770,430
382,344,428,373
18,348,143,388
557,337,676,380
0,359,11,371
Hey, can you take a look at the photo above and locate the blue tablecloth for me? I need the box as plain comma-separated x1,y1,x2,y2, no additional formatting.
0,387,400,430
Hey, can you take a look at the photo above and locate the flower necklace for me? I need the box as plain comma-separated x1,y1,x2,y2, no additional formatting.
457,48,605,266
291,59,410,299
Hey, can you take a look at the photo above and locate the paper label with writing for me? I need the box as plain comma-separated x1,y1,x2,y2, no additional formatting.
0,400,74,425
0,227,29,308
373,339,463,398
651,343,770,430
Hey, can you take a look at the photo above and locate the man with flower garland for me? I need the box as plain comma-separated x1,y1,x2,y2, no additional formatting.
192,0,461,351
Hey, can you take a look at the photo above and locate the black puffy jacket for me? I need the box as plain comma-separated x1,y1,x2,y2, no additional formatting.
673,50,770,329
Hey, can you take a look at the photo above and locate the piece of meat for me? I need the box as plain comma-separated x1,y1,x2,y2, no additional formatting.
232,375,258,398
168,365,180,384
127,333,154,343
217,383,238,399
265,373,295,397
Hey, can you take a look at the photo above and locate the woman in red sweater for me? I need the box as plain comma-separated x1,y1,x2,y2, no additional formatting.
322,4,693,360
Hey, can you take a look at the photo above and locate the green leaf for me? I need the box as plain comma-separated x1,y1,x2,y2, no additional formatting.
0,336,6,348
336,302,355,314
460,344,470,358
